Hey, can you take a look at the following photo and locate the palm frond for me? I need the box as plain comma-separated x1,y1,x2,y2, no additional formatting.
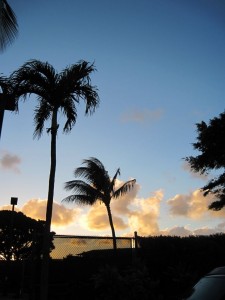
60,97,77,132
33,100,52,139
60,60,96,84
0,0,18,52
12,60,99,136
62,194,97,206
110,168,121,191
76,84,99,115
75,158,110,190
11,60,56,99
18,60,57,82
113,179,136,199
64,179,101,205
58,61,99,115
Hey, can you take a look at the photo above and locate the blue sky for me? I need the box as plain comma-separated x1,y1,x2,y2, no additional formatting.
0,0,225,237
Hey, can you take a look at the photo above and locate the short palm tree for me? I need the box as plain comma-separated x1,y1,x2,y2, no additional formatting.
0,0,18,52
11,60,99,300
63,157,136,250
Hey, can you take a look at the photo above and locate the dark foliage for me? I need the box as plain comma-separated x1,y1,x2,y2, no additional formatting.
138,234,225,299
2,234,225,299
0,210,54,260
185,111,225,210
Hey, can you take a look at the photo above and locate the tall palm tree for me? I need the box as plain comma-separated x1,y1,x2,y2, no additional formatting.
11,60,99,300
63,157,136,250
0,0,18,52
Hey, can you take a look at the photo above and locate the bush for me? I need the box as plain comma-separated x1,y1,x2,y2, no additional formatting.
92,260,160,300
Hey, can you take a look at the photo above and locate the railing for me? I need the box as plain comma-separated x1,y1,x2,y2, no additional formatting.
51,232,138,259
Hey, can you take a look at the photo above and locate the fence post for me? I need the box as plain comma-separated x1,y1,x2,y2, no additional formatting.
132,231,138,264
134,231,138,250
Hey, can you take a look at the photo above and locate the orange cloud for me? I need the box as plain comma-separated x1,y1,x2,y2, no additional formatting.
128,190,163,236
82,203,128,231
78,180,139,232
78,184,225,237
78,181,163,236
1,188,225,238
21,199,79,227
167,189,221,219
112,179,140,215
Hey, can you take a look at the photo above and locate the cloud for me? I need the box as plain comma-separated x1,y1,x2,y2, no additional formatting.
112,179,140,215
127,190,163,236
216,222,225,230
86,205,128,231
1,190,225,238
193,227,220,236
0,151,21,173
121,108,163,124
80,201,128,231
182,161,208,180
78,179,139,232
160,225,222,237
78,179,163,236
81,184,225,237
168,189,225,219
0,205,18,211
21,199,79,227
160,226,193,237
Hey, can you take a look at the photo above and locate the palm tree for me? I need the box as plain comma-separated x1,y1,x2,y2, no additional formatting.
0,0,18,52
11,60,99,300
63,157,136,250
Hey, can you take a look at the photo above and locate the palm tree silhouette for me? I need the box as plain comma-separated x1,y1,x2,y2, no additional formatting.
0,0,18,52
63,157,136,250
12,60,99,300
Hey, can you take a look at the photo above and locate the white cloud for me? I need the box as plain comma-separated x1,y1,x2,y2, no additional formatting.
160,226,193,237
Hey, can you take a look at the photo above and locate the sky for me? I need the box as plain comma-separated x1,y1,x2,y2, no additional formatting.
0,0,225,238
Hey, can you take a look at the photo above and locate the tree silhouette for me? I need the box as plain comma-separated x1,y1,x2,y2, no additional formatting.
0,0,18,52
0,75,17,139
11,60,99,300
63,157,136,250
185,111,225,210
0,210,54,261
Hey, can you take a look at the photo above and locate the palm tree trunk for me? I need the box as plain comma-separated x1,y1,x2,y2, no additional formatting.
40,109,58,300
106,204,117,251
